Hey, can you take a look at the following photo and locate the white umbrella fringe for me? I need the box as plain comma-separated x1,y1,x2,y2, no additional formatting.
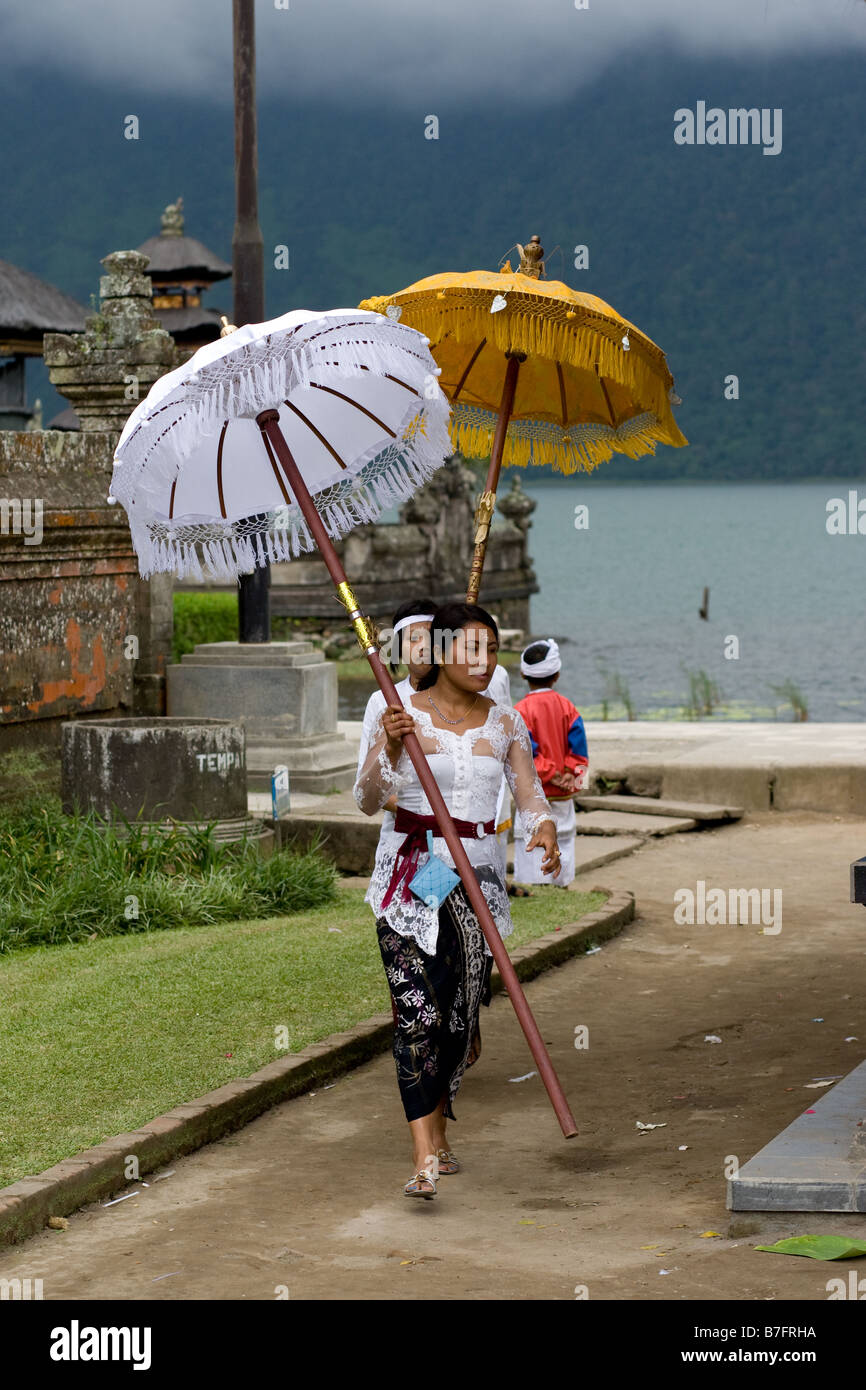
117,319,432,489
129,414,450,580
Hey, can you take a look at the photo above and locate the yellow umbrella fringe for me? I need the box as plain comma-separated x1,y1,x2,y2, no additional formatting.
450,416,674,473
360,295,686,445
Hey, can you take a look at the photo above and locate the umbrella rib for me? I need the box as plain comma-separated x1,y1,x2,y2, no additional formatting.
260,429,292,503
282,399,349,469
169,476,177,520
555,362,567,427
598,376,619,429
451,339,487,402
306,383,396,439
357,365,420,396
216,420,229,519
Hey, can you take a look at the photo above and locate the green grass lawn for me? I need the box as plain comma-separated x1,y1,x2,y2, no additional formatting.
0,881,604,1186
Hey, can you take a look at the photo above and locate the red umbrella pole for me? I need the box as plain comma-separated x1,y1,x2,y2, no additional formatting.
256,408,577,1139
465,352,522,604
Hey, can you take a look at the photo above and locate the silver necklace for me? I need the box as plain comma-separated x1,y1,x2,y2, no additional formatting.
427,692,479,725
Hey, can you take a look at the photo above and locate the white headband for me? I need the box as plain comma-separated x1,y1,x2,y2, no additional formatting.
392,612,435,640
520,638,561,679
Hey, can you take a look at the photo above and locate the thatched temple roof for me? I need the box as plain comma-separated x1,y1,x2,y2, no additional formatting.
137,234,232,283
0,258,88,344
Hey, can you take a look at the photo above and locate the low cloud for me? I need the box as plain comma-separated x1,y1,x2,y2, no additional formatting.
5,0,866,105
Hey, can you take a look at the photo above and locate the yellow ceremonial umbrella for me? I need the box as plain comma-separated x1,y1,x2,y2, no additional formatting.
360,236,687,600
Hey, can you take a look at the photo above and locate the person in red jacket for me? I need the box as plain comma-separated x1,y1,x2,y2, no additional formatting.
512,638,588,886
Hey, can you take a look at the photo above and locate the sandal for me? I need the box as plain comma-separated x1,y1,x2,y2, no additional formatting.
508,883,532,898
435,1147,461,1175
404,1152,439,1199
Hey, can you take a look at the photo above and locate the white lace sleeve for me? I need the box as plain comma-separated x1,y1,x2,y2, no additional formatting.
353,713,409,814
503,709,556,837
356,690,386,780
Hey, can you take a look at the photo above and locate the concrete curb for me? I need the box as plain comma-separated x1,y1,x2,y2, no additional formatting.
0,888,634,1246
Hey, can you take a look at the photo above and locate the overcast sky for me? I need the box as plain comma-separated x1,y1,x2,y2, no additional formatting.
5,0,866,105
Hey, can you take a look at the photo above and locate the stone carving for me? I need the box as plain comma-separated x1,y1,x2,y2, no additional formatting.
262,455,538,630
160,198,185,236
43,251,177,433
498,472,537,533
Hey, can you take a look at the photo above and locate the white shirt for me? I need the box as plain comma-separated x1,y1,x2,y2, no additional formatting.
356,665,512,835
354,699,553,956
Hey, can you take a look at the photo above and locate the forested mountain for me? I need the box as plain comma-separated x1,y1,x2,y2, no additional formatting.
3,49,864,479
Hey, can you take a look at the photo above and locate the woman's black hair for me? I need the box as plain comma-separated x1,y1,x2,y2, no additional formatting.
416,601,500,690
388,595,437,674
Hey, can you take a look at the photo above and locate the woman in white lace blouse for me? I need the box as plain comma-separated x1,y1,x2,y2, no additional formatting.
354,601,559,1200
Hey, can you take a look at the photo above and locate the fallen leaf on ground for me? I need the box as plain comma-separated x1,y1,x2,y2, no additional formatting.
755,1235,866,1261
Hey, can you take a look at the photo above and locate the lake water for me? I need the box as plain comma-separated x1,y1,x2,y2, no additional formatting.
340,481,864,723
524,480,865,722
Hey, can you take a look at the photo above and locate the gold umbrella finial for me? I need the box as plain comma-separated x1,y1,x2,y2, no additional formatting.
219,315,239,336
517,234,545,279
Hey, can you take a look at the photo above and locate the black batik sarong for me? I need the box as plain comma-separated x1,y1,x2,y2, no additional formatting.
376,883,494,1123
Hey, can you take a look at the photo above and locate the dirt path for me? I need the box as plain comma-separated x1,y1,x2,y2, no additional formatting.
3,811,866,1301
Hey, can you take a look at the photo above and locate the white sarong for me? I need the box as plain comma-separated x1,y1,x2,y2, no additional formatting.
513,795,576,886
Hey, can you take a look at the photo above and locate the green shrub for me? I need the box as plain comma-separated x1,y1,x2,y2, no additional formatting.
172,591,239,662
0,797,337,953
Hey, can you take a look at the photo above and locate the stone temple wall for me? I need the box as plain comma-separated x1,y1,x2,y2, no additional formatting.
0,251,177,753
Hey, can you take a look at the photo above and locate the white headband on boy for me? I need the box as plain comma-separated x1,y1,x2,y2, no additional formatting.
392,612,435,640
520,637,561,678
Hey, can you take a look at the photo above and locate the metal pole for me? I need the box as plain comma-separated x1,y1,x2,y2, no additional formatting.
232,0,270,643
257,408,578,1139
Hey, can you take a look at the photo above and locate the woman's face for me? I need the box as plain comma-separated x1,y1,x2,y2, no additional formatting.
402,620,433,680
438,621,498,693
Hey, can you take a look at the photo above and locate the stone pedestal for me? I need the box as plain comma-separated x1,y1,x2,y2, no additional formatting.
61,716,268,846
166,641,358,794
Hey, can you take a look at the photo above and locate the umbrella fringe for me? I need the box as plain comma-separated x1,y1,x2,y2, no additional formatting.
186,543,204,583
363,298,686,447
450,404,670,473
290,323,428,396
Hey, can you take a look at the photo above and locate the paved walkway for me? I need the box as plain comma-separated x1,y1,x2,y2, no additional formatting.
249,721,866,818
2,811,865,1300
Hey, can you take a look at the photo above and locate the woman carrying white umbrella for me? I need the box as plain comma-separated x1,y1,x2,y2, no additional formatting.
354,601,559,1198
111,305,580,1147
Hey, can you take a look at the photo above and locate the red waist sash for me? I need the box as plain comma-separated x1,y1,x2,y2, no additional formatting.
381,806,496,908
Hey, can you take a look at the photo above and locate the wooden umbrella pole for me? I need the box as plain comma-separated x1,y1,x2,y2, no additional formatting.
465,353,522,604
256,409,577,1139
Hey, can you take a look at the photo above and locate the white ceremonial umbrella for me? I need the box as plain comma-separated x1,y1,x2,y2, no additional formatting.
110,306,578,1139
110,308,450,581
